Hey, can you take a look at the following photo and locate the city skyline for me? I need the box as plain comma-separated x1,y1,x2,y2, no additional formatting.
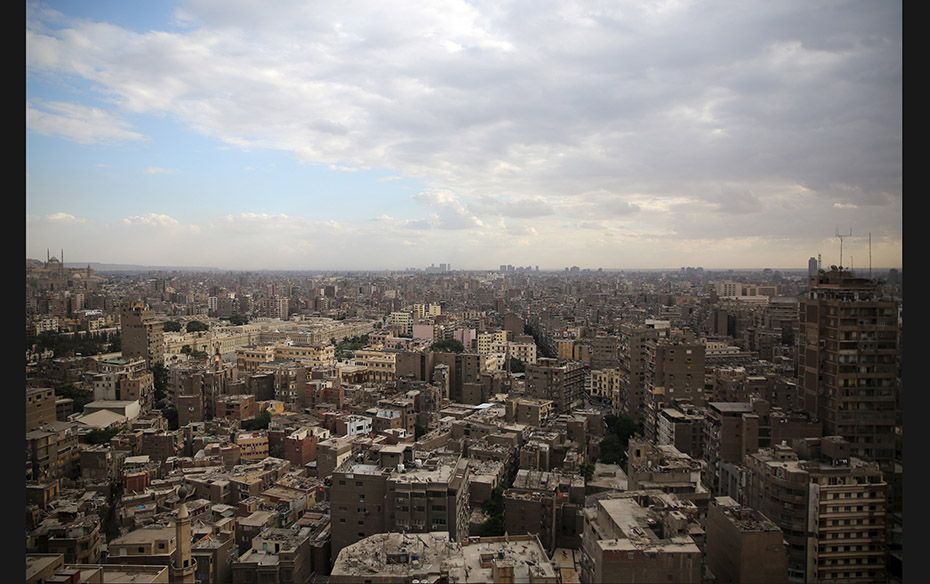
27,0,902,269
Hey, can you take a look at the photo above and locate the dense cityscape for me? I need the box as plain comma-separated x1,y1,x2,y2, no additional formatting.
26,1,902,582
25,258,903,583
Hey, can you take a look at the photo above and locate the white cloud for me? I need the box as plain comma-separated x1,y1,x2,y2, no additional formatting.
413,190,486,230
24,0,901,268
26,100,144,144
122,213,180,227
143,166,177,174
45,212,85,224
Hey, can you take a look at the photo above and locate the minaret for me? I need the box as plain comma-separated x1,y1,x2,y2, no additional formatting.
171,488,197,584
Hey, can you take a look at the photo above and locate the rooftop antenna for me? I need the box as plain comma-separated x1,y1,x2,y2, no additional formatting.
835,228,852,269
868,232,872,278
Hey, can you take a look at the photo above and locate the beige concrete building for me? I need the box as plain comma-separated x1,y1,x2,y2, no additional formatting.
618,323,664,424
510,340,538,364
330,532,558,584
387,311,412,336
799,269,899,465
589,368,622,412
655,404,705,458
626,439,709,508
526,358,585,415
330,531,454,584
352,349,398,382
504,469,585,554
705,496,788,584
743,437,887,583
580,491,703,584
236,431,270,462
107,525,176,563
236,345,276,375
590,336,620,371
275,342,336,367
330,452,471,559
121,301,164,367
477,330,508,354
27,421,80,480
232,526,312,584
27,554,169,584
26,387,57,432
506,397,554,427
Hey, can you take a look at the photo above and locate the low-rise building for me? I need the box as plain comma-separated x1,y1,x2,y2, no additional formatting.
580,491,703,584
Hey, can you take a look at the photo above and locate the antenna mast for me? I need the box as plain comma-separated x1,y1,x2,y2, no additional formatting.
868,232,872,278
835,228,852,269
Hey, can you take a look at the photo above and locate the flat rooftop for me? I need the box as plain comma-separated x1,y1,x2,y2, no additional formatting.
111,526,175,545
26,554,62,581
458,536,557,582
709,402,754,413
331,531,453,578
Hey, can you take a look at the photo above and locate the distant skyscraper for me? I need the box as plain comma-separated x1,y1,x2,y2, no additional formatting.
808,256,818,276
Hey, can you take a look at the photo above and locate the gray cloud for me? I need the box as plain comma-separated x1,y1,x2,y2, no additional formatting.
25,0,901,267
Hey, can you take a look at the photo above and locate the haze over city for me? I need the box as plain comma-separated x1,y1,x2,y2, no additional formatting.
26,0,901,270
24,3,905,583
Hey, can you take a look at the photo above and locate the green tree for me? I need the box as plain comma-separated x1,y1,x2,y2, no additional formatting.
414,423,427,440
430,339,465,353
476,485,506,536
229,314,249,326
85,426,121,445
151,364,168,403
163,321,183,332
241,410,271,431
580,462,596,482
186,320,209,333
509,357,525,373
598,414,642,466
164,406,179,430
55,384,93,413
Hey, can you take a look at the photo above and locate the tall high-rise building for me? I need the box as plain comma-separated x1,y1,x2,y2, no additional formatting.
120,301,164,367
618,323,663,424
743,438,887,583
525,358,585,414
809,256,819,277
799,269,899,465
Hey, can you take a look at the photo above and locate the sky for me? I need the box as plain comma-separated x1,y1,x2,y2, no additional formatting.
26,0,902,270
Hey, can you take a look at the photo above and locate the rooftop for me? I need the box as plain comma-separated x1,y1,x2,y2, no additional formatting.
708,402,754,413
713,497,782,533
455,535,558,583
331,531,455,578
111,525,175,545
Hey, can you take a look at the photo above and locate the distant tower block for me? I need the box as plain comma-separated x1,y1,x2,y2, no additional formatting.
808,257,818,277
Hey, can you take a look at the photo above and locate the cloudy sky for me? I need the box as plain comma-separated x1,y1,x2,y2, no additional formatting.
26,0,901,270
